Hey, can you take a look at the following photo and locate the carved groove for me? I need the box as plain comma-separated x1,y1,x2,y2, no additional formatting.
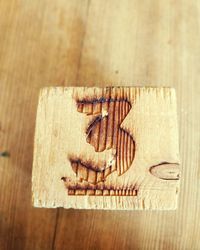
61,176,138,196
149,162,180,180
67,188,138,196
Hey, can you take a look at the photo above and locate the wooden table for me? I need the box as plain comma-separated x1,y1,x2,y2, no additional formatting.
0,1,199,249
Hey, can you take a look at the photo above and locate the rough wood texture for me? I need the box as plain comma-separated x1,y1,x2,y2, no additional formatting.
0,0,200,249
33,87,180,210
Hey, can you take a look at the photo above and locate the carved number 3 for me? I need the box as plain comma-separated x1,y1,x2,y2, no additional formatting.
69,98,135,185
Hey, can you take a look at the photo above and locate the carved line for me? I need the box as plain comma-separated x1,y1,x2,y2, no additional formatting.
67,188,138,196
149,162,180,180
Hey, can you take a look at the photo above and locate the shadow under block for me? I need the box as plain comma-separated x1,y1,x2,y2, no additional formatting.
32,87,180,210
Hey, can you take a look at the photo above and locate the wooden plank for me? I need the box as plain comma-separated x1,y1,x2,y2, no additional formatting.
32,87,180,210
0,1,89,250
0,0,199,249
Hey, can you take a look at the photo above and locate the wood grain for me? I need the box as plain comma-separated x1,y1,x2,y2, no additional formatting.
32,87,180,209
0,0,199,249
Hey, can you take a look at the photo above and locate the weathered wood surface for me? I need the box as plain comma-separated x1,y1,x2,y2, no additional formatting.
0,0,200,249
32,87,180,210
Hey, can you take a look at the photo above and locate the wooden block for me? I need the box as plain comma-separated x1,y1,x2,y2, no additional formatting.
32,87,180,210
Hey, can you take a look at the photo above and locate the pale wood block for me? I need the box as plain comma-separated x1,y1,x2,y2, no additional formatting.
32,87,180,210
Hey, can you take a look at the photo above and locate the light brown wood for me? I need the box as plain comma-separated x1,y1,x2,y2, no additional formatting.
32,87,180,210
0,0,200,249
